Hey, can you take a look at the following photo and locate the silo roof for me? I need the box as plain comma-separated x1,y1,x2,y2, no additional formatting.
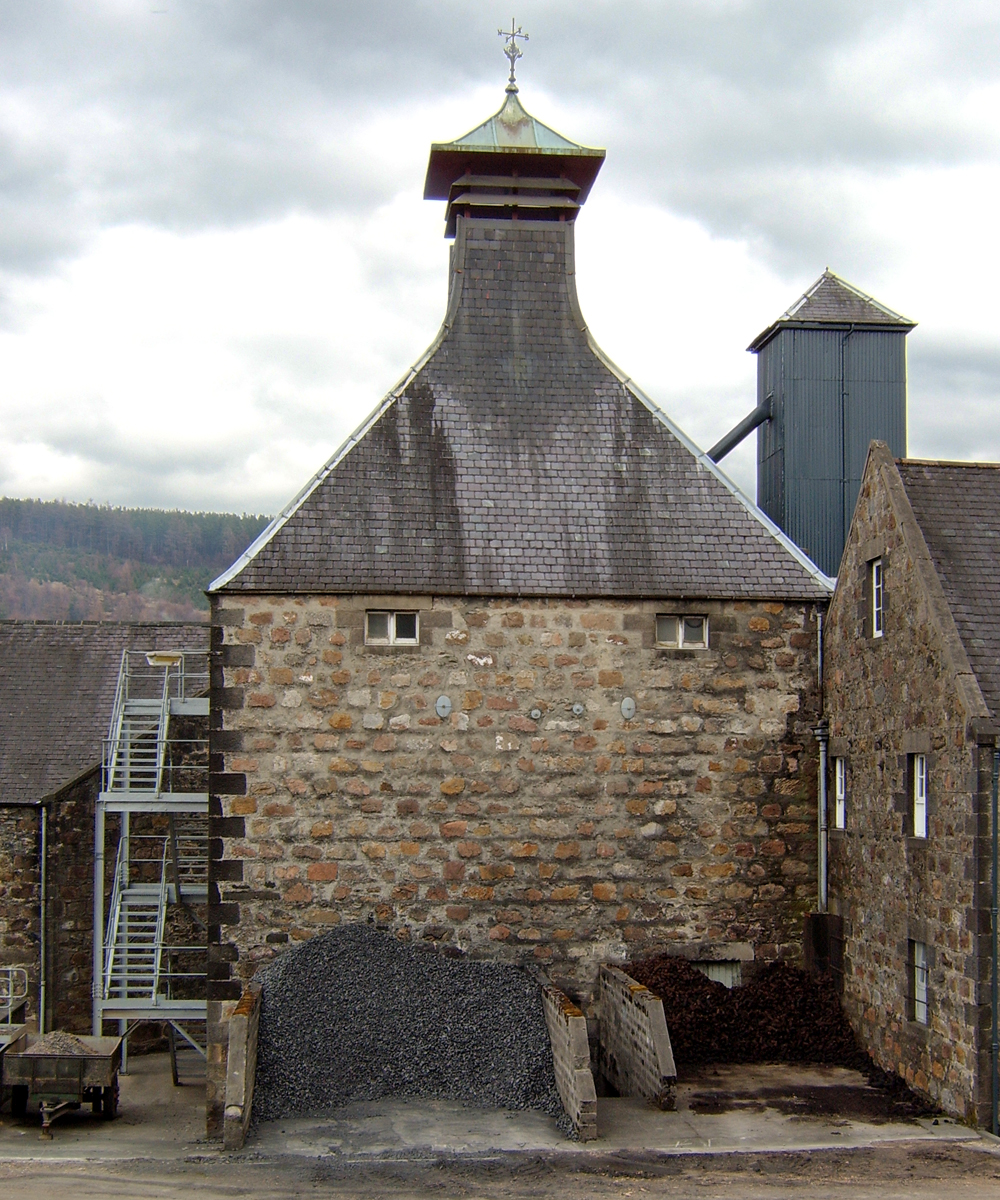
748,269,916,352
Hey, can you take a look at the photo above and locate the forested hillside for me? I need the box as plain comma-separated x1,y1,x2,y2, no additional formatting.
0,499,270,622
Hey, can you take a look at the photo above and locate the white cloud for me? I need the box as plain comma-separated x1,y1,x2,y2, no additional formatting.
1,1,1000,513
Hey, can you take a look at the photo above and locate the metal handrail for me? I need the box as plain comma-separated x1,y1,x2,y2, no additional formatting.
102,836,129,999
102,650,210,794
0,967,28,1023
151,841,171,1003
103,648,130,792
153,664,172,796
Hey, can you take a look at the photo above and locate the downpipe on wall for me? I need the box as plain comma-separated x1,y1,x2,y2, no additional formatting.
39,802,48,1035
991,748,998,1137
814,610,828,914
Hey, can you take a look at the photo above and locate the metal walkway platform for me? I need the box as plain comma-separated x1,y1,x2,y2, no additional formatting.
93,649,209,1059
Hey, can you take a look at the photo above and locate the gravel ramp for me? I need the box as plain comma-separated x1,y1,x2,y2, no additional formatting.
251,925,564,1126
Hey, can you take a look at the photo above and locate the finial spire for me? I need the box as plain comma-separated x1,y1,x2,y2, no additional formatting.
498,19,528,93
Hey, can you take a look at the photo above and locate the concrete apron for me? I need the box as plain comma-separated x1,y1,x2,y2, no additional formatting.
0,1055,981,1163
248,1064,978,1160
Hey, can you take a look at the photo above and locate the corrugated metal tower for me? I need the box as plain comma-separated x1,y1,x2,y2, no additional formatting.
710,271,915,577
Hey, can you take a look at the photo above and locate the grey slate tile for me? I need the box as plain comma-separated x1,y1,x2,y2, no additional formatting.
0,621,208,805
220,221,828,602
898,461,1000,721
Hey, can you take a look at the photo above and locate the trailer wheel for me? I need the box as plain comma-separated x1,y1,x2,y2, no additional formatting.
101,1080,118,1120
11,1086,28,1118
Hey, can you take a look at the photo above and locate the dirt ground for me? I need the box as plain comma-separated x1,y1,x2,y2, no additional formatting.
3,1143,1000,1200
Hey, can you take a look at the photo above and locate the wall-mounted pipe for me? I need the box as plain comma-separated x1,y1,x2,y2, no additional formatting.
991,747,998,1137
815,717,829,914
39,802,48,1035
708,394,773,463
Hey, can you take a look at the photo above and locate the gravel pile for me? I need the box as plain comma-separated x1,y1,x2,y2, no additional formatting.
251,925,565,1127
30,1030,93,1056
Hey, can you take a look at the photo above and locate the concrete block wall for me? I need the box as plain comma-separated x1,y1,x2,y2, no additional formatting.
223,980,262,1150
206,593,821,1132
541,983,597,1139
598,964,676,1107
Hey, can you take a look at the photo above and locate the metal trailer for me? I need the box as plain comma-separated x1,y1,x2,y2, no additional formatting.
2,1033,122,1137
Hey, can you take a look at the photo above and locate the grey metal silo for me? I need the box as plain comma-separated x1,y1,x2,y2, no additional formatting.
710,270,915,578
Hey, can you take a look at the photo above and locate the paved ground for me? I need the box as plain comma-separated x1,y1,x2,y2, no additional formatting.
2,1052,1000,1198
4,1144,1000,1200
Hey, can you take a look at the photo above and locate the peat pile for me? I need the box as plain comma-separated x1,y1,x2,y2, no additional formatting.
625,955,863,1067
626,953,936,1115
251,925,564,1126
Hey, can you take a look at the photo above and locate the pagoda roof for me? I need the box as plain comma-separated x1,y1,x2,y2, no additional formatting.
748,270,915,352
424,91,605,202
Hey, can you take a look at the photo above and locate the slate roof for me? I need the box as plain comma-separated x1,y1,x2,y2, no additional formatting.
213,93,832,603
898,461,1000,721
748,270,915,352
214,217,830,601
0,621,208,806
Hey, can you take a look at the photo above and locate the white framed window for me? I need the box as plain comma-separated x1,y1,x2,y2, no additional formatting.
656,614,708,649
912,940,929,1025
912,753,927,838
833,756,846,829
871,558,884,638
365,610,419,646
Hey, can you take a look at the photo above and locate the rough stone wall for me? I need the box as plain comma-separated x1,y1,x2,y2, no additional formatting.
206,593,821,1128
48,771,100,1032
0,805,40,1022
825,452,991,1121
0,771,99,1033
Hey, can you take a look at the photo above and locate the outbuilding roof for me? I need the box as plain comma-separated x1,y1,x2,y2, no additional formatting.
748,270,915,352
898,460,1000,721
0,621,208,806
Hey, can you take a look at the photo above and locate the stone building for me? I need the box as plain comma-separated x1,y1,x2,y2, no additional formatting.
205,86,833,1130
0,620,207,1033
824,441,1000,1120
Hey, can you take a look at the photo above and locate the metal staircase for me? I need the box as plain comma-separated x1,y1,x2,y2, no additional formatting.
93,649,209,1070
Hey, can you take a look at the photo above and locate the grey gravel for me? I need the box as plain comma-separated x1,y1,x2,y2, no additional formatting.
250,925,567,1130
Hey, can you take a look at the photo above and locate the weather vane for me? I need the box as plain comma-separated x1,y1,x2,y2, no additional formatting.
498,19,528,93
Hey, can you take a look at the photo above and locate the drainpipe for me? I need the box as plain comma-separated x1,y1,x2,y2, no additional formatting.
93,800,105,1037
815,721,829,913
815,609,828,913
39,802,48,1035
991,748,998,1137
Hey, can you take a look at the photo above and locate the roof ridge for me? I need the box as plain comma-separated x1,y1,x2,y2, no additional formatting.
899,457,1000,470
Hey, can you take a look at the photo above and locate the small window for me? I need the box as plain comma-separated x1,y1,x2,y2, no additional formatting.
692,961,742,988
912,753,928,838
365,610,419,646
833,756,846,829
656,614,708,649
871,558,884,638
911,940,929,1025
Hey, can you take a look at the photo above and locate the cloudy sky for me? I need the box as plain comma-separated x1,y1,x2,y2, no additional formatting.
1,0,999,515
